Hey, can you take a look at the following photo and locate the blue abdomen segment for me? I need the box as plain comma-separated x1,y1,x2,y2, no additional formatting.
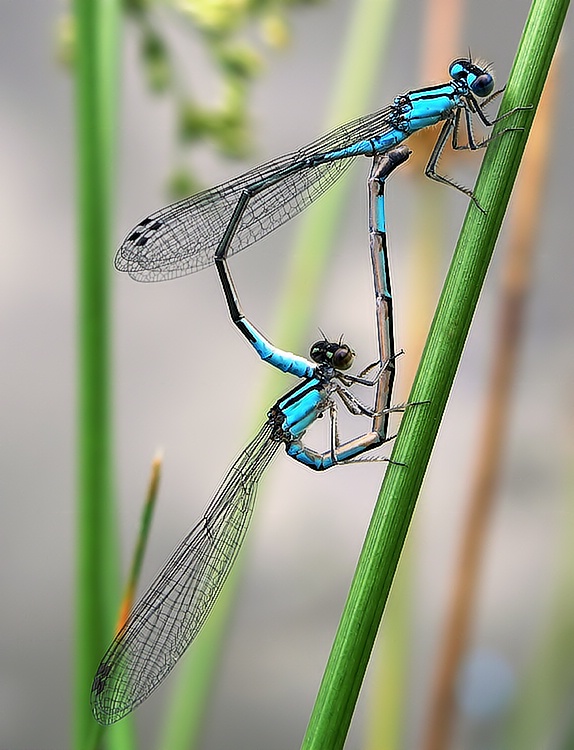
319,129,408,162
240,319,316,378
286,441,332,470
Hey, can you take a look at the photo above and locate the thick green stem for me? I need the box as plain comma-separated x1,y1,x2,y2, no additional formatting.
73,1,126,748
301,0,569,746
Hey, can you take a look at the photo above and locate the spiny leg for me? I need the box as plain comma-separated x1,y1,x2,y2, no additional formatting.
424,113,486,209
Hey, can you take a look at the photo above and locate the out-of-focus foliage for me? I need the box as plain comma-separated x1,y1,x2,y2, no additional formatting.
58,0,327,196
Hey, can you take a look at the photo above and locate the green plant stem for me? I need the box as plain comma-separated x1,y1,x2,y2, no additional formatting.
73,1,126,749
117,452,163,632
422,49,560,750
300,0,569,746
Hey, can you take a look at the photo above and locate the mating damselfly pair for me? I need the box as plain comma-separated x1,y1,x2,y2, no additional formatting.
92,58,527,724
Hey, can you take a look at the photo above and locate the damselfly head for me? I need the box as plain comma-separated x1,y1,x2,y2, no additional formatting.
310,340,355,370
449,58,495,98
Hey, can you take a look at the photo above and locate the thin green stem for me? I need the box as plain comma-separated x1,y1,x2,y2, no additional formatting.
301,0,569,746
73,1,128,749
116,453,163,633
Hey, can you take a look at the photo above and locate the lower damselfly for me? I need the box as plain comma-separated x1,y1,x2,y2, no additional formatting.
116,57,527,282
91,145,413,724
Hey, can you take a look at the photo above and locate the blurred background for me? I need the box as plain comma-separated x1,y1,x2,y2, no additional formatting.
1,0,573,748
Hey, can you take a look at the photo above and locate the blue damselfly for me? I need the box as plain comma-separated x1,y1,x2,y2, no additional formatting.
116,58,526,282
91,145,412,724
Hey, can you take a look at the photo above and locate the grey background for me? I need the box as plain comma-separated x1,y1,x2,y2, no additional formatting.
1,0,573,748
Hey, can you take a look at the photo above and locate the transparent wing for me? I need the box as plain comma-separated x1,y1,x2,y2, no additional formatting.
116,105,395,281
91,421,280,725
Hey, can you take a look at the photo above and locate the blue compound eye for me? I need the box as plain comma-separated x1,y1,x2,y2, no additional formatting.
471,72,494,98
449,59,468,81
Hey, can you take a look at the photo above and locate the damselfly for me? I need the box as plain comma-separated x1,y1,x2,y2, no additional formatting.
116,57,526,282
91,145,412,724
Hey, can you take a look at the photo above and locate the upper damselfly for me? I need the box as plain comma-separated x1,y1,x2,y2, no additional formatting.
116,57,525,282
91,145,413,724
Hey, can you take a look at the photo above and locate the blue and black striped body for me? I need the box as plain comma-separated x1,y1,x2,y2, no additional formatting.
233,316,344,470
271,374,328,439
115,59,513,281
317,77,478,163
269,368,336,471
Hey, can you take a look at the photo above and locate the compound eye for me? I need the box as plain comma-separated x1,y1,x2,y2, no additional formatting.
471,72,494,98
310,341,326,363
333,345,354,371
449,59,468,80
